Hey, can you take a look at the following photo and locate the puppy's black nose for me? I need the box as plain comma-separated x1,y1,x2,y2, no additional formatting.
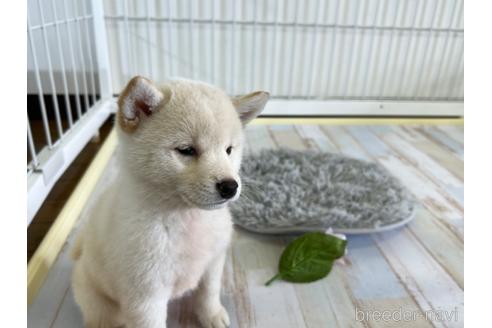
216,179,238,199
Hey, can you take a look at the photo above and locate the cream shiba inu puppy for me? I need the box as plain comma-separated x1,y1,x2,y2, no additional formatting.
71,76,269,328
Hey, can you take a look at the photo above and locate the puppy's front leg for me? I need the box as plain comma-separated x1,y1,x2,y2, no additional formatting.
123,289,170,328
194,252,230,328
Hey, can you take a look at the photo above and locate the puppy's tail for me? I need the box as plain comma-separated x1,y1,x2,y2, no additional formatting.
70,232,84,261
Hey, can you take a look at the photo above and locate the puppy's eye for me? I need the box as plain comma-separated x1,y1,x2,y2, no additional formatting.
176,146,197,156
226,146,233,155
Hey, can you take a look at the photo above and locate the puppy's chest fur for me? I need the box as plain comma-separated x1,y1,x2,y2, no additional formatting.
165,210,231,298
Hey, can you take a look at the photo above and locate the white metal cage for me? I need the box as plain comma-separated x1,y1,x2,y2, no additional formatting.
27,0,464,223
27,0,113,223
104,0,464,101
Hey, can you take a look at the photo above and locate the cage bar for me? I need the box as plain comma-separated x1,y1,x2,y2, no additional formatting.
378,0,404,97
30,16,91,31
27,14,53,148
210,0,216,84
73,2,91,113
361,0,384,97
81,0,98,105
306,0,322,98
449,41,464,100
90,0,113,99
165,0,174,77
145,0,154,79
268,0,280,96
27,115,38,168
331,0,352,97
385,0,410,97
431,0,462,99
342,0,365,98
103,15,463,35
287,0,300,99
51,0,74,128
188,0,196,79
413,0,444,98
229,0,237,95
36,0,64,140
123,0,134,78
250,0,258,90
321,0,342,98
364,0,390,98
421,0,449,99
395,0,423,99
350,0,374,98
62,0,83,120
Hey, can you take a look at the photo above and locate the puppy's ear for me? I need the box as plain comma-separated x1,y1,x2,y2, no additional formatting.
117,76,171,133
232,91,270,125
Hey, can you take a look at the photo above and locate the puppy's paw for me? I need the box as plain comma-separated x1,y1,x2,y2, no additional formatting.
197,305,230,328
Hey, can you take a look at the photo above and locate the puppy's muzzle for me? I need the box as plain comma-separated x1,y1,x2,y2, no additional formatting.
216,179,238,199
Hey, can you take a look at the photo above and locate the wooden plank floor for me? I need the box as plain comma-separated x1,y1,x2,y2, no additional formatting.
28,124,464,328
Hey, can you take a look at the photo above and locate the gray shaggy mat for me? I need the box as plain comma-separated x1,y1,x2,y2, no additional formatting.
231,149,416,234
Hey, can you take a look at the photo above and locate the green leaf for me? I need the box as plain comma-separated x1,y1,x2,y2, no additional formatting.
265,232,347,286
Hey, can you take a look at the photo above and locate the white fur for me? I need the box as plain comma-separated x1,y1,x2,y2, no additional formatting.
71,78,268,328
